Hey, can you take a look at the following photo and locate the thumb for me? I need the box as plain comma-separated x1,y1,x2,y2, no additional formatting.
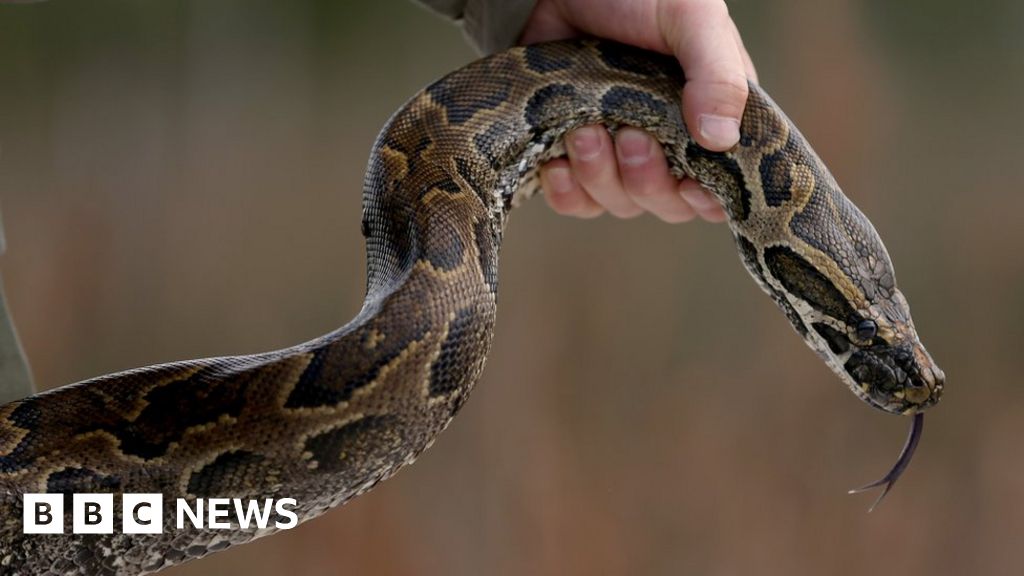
659,0,750,151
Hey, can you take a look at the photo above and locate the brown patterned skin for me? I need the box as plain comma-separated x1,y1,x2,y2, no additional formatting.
0,40,943,574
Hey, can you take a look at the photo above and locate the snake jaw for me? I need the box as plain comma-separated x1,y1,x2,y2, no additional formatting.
847,412,924,512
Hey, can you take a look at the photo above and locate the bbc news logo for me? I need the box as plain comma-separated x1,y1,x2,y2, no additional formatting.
23,494,298,534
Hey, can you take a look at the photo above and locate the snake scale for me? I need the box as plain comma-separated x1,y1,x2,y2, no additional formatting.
0,40,944,574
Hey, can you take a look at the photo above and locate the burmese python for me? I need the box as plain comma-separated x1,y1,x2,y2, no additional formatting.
0,40,944,574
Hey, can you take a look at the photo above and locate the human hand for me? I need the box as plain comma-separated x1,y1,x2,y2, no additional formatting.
519,0,758,223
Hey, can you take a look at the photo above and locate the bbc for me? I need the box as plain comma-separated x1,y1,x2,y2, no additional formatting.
23,494,163,535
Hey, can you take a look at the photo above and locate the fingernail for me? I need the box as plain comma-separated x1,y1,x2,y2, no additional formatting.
545,165,573,195
615,129,652,166
569,126,603,161
698,114,741,150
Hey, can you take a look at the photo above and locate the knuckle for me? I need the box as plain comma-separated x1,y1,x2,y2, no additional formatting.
718,71,751,97
706,71,749,101
571,154,614,187
694,72,750,118
572,160,603,184
658,0,686,33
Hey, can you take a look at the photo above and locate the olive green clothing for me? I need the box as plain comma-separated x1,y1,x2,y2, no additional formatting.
0,210,34,403
415,0,536,53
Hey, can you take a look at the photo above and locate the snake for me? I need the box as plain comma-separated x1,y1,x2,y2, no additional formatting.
0,40,944,575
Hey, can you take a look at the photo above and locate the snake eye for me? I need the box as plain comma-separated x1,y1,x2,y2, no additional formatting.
856,319,878,341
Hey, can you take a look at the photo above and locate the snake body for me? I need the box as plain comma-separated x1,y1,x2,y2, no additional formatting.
0,40,943,575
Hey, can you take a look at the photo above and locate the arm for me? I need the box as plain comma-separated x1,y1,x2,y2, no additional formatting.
413,0,536,54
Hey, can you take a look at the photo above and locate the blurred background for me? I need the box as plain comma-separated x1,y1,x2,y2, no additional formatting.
1,0,1022,574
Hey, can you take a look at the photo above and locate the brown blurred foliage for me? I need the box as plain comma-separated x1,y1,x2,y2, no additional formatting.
1,1,1023,574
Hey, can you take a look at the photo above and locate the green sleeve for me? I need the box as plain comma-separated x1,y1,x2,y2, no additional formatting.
0,209,34,403
414,0,537,54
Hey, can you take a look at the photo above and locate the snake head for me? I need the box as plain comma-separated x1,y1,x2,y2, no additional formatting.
842,333,944,414
748,177,946,415
810,289,944,414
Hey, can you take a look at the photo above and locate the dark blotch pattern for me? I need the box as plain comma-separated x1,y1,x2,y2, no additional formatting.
600,86,668,121
454,157,487,198
845,350,897,391
380,127,436,183
304,415,400,474
473,119,517,171
420,210,466,272
763,245,856,321
812,322,851,355
789,172,897,302
0,400,43,472
8,395,39,429
0,362,253,469
758,133,802,206
597,42,677,78
523,44,573,73
429,307,485,398
686,142,750,220
735,234,765,284
285,329,418,409
115,367,249,459
426,74,508,125
525,83,581,129
46,467,121,494
187,450,268,497
732,236,807,336
379,133,433,177
284,306,434,411
425,177,463,197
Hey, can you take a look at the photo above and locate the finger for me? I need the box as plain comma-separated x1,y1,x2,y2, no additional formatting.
678,178,728,222
658,0,749,151
566,125,643,218
615,128,696,223
540,158,605,218
518,0,578,44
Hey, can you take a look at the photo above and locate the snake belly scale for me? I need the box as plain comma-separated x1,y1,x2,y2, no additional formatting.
0,40,944,575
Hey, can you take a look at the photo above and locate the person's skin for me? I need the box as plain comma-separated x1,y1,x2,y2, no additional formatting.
519,0,759,223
